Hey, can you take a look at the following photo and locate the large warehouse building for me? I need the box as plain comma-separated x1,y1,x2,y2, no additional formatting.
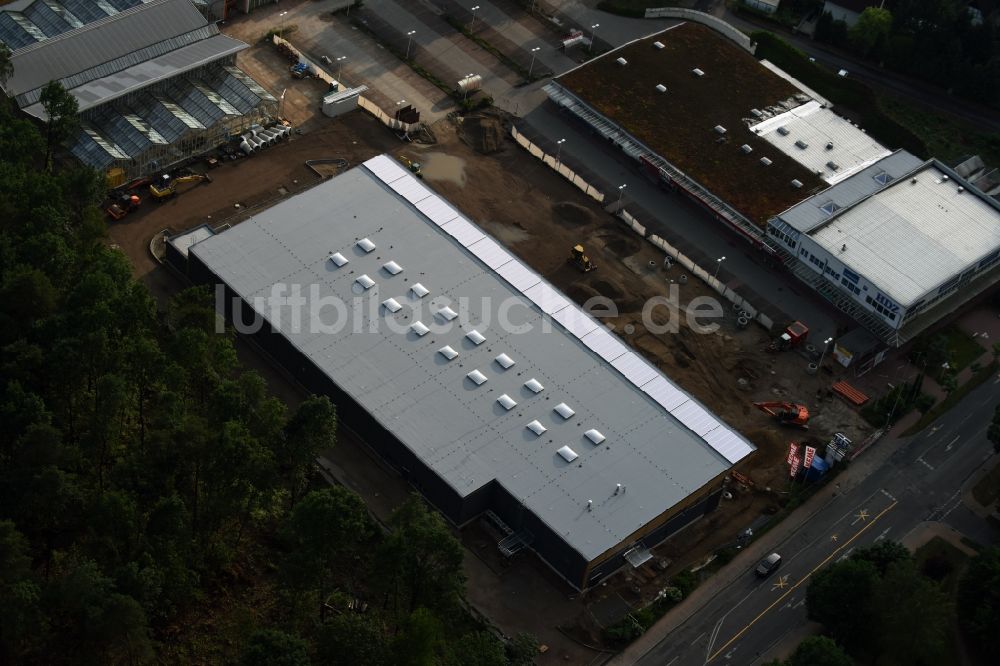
768,152,1000,345
174,155,755,590
0,0,276,181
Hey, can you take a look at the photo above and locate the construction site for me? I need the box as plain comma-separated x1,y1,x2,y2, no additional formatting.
89,8,886,652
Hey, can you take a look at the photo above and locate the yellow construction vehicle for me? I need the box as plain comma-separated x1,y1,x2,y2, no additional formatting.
569,244,596,272
398,154,422,178
149,173,211,201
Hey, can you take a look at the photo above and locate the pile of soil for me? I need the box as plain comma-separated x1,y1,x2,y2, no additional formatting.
551,201,594,226
458,115,505,154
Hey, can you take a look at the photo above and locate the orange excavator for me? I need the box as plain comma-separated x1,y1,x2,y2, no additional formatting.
754,401,810,429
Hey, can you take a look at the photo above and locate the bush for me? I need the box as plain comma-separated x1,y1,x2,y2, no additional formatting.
672,569,699,598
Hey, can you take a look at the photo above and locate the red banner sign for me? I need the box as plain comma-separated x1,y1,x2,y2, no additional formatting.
786,442,799,466
803,446,817,469
789,454,802,478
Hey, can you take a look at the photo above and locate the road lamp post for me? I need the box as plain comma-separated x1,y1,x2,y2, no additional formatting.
470,5,480,29
279,10,288,38
405,30,416,60
336,56,347,84
713,256,726,280
818,336,834,369
555,138,565,168
528,46,541,79
617,183,627,210
589,23,600,53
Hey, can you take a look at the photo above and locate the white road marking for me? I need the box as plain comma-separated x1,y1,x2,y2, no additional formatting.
706,618,724,662
874,527,891,542
945,435,959,452
691,631,705,646
917,458,934,471
880,488,897,502
836,546,856,562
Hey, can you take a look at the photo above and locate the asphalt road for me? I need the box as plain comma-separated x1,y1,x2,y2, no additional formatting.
635,374,1000,666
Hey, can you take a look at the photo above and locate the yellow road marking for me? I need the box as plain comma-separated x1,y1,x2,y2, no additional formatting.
830,534,838,542
708,501,897,663
771,575,789,591
856,509,869,522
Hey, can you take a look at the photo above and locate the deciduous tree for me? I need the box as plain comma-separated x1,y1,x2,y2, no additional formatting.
39,81,79,170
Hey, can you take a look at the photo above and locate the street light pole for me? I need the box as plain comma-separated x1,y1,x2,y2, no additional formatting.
279,10,288,38
528,46,541,79
336,56,347,84
818,336,834,369
405,30,416,60
470,5,480,29
589,23,600,53
617,183,627,210
555,138,565,168
713,256,726,280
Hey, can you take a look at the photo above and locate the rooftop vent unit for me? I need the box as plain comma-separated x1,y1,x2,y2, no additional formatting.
411,282,429,298
826,142,834,150
467,369,488,385
466,329,486,345
526,420,547,436
751,108,764,118
777,126,790,136
435,306,458,321
495,353,515,369
760,157,773,166
554,402,575,419
585,429,606,445
616,57,628,66
957,186,965,193
524,378,544,393
383,260,403,275
942,174,950,181
356,237,376,253
410,321,430,336
826,161,840,171
794,140,808,149
714,125,727,135
655,84,667,93
741,144,753,154
438,345,458,360
791,179,804,189
911,177,918,184
382,298,402,313
653,41,665,49
557,446,578,462
497,394,517,410
355,274,376,290
329,252,349,267
692,68,705,77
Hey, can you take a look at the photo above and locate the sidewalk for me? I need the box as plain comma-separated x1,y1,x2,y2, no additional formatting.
610,415,918,664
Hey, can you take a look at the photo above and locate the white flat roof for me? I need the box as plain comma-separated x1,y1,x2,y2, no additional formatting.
751,101,891,184
190,156,755,561
810,162,1000,306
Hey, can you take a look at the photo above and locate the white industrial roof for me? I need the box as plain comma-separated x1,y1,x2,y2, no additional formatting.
751,101,891,184
810,162,1000,306
190,156,754,561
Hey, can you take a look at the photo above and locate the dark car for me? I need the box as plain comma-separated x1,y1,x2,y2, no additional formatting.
755,553,782,577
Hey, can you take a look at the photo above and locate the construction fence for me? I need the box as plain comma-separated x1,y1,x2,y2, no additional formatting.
510,125,605,203
510,124,776,331
357,96,423,134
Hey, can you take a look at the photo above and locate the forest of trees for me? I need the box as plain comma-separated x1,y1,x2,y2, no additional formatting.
0,84,534,663
814,0,1000,109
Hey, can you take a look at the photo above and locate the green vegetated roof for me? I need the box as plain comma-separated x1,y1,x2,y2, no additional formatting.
557,23,826,226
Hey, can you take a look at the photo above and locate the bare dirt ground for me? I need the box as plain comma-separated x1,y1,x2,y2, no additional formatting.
107,98,871,655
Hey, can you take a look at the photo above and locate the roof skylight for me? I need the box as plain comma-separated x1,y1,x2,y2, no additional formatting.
382,298,402,312
411,283,429,298
436,306,458,321
438,345,458,360
554,403,575,419
466,330,486,345
585,429,606,445
329,252,349,266
355,274,376,290
524,378,544,394
557,446,578,462
497,394,517,410
383,260,403,275
411,321,430,336
467,369,488,385
526,420,547,436
495,353,515,369
357,238,376,252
